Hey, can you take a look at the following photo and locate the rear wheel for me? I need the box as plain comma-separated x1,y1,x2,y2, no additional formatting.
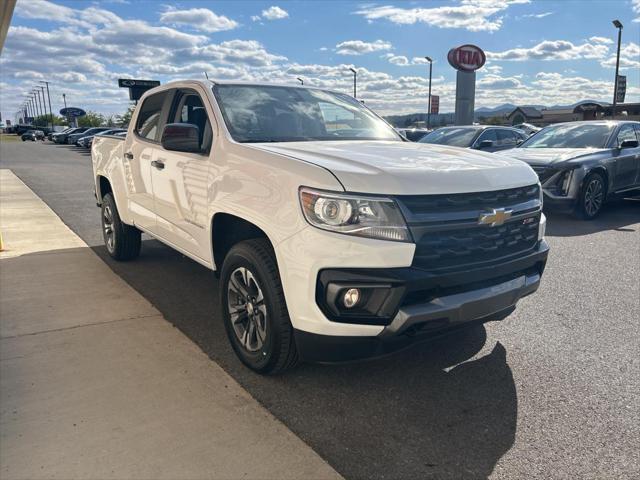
101,193,141,260
220,239,298,374
575,172,606,220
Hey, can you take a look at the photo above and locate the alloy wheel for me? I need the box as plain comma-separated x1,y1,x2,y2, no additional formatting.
102,205,115,253
584,178,603,217
227,267,268,352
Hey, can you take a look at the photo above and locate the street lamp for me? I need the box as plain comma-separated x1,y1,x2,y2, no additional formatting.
39,81,54,129
349,67,357,98
425,56,433,129
297,77,304,85
612,19,623,120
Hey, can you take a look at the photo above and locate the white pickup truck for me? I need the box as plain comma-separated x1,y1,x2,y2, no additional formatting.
92,80,548,374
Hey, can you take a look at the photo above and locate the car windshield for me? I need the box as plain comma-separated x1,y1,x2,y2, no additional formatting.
418,127,478,147
212,84,400,143
520,123,615,149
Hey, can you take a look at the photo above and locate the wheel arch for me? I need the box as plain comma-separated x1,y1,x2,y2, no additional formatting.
210,213,275,273
96,175,112,205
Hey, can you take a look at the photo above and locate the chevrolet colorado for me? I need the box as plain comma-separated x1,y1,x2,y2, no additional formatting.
92,80,548,374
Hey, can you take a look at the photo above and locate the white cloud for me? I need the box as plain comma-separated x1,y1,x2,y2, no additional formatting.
488,39,610,61
354,0,530,32
160,7,239,33
633,0,640,22
600,42,640,69
521,12,553,19
336,39,392,55
589,36,614,45
261,6,289,20
251,15,261,22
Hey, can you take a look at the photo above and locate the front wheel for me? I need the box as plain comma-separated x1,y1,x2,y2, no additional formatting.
220,239,298,374
101,193,141,260
575,172,606,220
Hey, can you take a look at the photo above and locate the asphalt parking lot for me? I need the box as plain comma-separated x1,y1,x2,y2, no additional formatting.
1,139,639,479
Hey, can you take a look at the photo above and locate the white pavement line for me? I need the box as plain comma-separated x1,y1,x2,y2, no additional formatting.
0,169,342,480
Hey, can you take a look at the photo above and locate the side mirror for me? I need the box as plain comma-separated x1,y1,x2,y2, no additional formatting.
478,139,493,149
619,139,639,149
161,123,201,153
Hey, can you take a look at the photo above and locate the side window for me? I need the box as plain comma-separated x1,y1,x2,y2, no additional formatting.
170,89,213,154
496,129,517,146
635,125,640,142
136,91,167,142
476,129,497,145
616,125,636,146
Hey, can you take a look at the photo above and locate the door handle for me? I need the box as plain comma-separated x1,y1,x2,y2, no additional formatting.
151,160,165,170
124,152,133,160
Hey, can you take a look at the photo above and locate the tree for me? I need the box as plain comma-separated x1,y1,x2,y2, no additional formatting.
32,114,67,126
77,111,105,127
115,104,136,128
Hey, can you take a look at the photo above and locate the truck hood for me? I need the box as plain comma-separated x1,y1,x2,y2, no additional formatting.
496,147,605,165
250,140,537,195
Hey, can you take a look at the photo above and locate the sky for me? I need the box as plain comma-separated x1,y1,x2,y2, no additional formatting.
1,0,639,122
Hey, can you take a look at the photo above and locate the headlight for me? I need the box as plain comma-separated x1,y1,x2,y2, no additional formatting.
538,213,546,241
299,187,412,242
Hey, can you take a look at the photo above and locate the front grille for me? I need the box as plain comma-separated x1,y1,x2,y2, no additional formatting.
395,184,542,271
412,215,540,270
400,184,539,214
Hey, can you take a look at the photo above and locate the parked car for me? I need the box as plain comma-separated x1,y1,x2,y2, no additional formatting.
21,130,45,141
49,127,74,141
419,125,528,152
397,128,431,142
92,80,548,374
497,120,640,219
513,123,541,136
68,127,112,145
54,127,89,144
78,129,126,148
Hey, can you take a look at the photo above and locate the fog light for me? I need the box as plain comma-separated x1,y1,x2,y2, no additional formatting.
342,288,361,308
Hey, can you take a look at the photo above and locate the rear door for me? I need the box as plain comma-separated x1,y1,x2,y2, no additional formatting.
611,124,640,191
495,129,520,151
150,86,214,261
122,89,172,233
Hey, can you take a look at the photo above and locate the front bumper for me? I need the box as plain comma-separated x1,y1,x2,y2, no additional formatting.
295,240,548,363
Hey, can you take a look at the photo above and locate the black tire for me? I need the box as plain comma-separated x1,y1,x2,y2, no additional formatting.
220,238,298,374
101,192,141,260
575,172,606,220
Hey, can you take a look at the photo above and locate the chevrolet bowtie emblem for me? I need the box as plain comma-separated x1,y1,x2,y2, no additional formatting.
478,208,513,226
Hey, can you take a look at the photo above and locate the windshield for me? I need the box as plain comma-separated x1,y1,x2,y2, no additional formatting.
213,84,400,143
520,123,615,149
419,127,478,147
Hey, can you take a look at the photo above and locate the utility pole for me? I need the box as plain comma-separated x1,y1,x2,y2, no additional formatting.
612,19,623,120
425,56,433,129
38,85,49,128
349,67,357,98
40,81,54,129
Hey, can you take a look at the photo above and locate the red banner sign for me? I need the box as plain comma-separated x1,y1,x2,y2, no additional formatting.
430,95,440,114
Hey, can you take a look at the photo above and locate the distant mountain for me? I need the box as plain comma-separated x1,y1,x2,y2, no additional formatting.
475,103,517,113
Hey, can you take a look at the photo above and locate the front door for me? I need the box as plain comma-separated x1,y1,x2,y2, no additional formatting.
122,90,171,233
151,87,214,262
611,124,640,192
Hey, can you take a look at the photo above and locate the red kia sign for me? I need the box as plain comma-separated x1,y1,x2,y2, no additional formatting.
447,44,486,72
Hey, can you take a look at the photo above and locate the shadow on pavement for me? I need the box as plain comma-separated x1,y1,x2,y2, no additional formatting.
91,239,517,479
545,197,640,237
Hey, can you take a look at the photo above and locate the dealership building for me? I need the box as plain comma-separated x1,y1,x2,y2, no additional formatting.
506,102,640,126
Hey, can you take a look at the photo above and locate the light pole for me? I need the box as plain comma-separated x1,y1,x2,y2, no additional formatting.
425,56,433,129
38,85,49,128
39,81,54,129
349,67,357,98
62,93,70,126
612,19,623,120
33,89,43,124
297,77,304,85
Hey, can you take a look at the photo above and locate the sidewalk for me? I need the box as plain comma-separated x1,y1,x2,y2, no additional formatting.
0,169,341,479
